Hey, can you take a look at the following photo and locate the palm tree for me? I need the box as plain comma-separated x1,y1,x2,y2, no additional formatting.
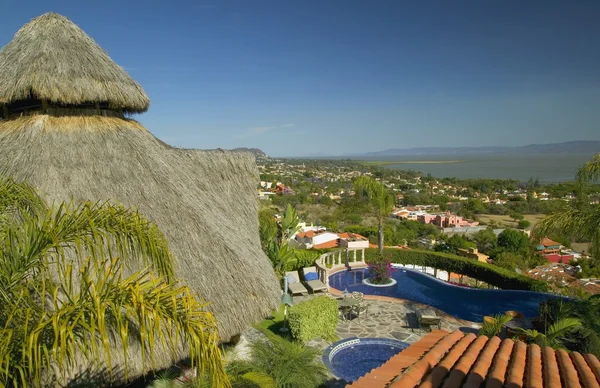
227,337,328,388
479,314,513,338
0,176,228,387
519,318,582,349
535,153,600,261
354,176,394,253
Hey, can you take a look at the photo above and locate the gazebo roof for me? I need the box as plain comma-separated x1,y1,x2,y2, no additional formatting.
0,13,149,113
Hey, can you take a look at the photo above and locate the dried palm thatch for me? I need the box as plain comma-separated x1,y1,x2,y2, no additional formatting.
0,115,281,381
0,13,281,383
0,13,149,113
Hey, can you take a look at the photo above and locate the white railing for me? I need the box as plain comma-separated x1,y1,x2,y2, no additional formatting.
315,248,367,288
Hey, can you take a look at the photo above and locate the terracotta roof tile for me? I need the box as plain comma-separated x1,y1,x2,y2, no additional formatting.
526,343,543,388
556,349,582,388
570,352,598,388
486,339,515,388
463,336,502,388
506,340,528,387
418,333,477,388
348,330,600,388
442,335,489,387
584,354,600,383
542,346,561,388
391,330,464,387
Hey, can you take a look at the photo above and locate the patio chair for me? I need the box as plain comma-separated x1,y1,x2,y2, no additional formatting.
351,291,364,303
302,266,328,294
353,301,369,322
417,308,441,333
284,271,308,296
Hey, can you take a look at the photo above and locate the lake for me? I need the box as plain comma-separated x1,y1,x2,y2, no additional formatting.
354,153,597,182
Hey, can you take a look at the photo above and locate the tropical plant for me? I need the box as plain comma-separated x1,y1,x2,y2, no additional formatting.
227,337,328,388
258,208,278,253
354,176,394,253
368,253,394,284
288,296,338,343
479,314,513,337
535,153,600,264
278,204,301,244
519,318,582,349
0,176,228,387
537,297,600,356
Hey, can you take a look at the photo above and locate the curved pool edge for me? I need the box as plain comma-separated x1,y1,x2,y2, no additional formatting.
327,267,564,322
388,265,562,298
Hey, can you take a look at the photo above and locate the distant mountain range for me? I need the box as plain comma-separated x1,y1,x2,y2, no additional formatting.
359,141,600,156
230,147,268,158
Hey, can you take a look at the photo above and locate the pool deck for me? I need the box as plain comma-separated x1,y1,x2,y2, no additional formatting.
299,293,480,352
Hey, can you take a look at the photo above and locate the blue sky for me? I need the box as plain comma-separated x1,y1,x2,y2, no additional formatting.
1,1,599,157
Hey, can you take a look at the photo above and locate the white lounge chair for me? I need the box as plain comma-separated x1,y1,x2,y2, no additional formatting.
302,266,328,294
285,271,308,296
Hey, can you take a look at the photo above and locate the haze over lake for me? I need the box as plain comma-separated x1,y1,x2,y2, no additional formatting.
350,153,597,182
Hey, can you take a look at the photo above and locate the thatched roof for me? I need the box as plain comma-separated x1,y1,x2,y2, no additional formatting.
0,115,281,382
0,14,281,382
0,13,149,113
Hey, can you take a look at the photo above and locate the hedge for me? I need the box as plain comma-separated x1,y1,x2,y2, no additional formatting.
365,248,548,292
288,296,338,343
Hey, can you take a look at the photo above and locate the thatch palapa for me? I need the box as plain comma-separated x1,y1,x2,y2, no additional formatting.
0,13,149,115
0,13,281,383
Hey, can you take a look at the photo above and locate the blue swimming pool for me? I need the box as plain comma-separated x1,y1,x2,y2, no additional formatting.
329,267,561,322
323,337,409,382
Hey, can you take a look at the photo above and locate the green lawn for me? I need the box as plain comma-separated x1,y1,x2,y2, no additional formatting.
253,304,290,342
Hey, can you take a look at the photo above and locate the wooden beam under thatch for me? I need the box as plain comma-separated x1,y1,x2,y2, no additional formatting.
0,13,149,114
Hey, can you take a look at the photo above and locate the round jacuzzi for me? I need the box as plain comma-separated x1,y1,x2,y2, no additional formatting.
322,337,409,382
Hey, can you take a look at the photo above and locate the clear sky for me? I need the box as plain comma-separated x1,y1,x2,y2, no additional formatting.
1,1,599,157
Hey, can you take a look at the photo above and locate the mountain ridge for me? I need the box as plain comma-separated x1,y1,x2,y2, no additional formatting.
358,141,600,156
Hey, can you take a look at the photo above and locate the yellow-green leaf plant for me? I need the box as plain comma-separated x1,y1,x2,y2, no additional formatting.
0,176,228,387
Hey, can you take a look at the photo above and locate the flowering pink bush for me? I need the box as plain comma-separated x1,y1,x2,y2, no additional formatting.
368,254,394,284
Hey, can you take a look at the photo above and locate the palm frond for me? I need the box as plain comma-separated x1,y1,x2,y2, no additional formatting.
1,256,228,387
227,338,328,388
577,153,600,183
0,175,46,223
479,314,513,338
0,201,175,289
546,318,582,342
534,206,600,259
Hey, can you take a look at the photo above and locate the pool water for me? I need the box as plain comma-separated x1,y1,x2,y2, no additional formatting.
329,267,560,322
323,338,409,382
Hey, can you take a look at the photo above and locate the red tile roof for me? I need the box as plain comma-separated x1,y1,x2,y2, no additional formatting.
541,237,562,247
347,330,600,387
313,239,340,249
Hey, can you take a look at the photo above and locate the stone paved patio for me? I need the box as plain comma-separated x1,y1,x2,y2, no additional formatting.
297,294,481,352
232,293,482,387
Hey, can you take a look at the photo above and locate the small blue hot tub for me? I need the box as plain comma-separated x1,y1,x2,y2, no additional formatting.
322,337,409,382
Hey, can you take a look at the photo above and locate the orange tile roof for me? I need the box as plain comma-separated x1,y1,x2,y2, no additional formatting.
541,237,562,247
338,232,367,240
346,330,600,387
313,239,340,249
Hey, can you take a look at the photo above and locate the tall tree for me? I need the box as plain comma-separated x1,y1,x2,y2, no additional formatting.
0,177,228,387
354,176,394,253
536,153,600,262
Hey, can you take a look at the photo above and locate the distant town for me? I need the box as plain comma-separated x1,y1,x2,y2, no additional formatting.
257,156,600,297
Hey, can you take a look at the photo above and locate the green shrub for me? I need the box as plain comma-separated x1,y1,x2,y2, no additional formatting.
288,296,338,343
365,248,548,292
